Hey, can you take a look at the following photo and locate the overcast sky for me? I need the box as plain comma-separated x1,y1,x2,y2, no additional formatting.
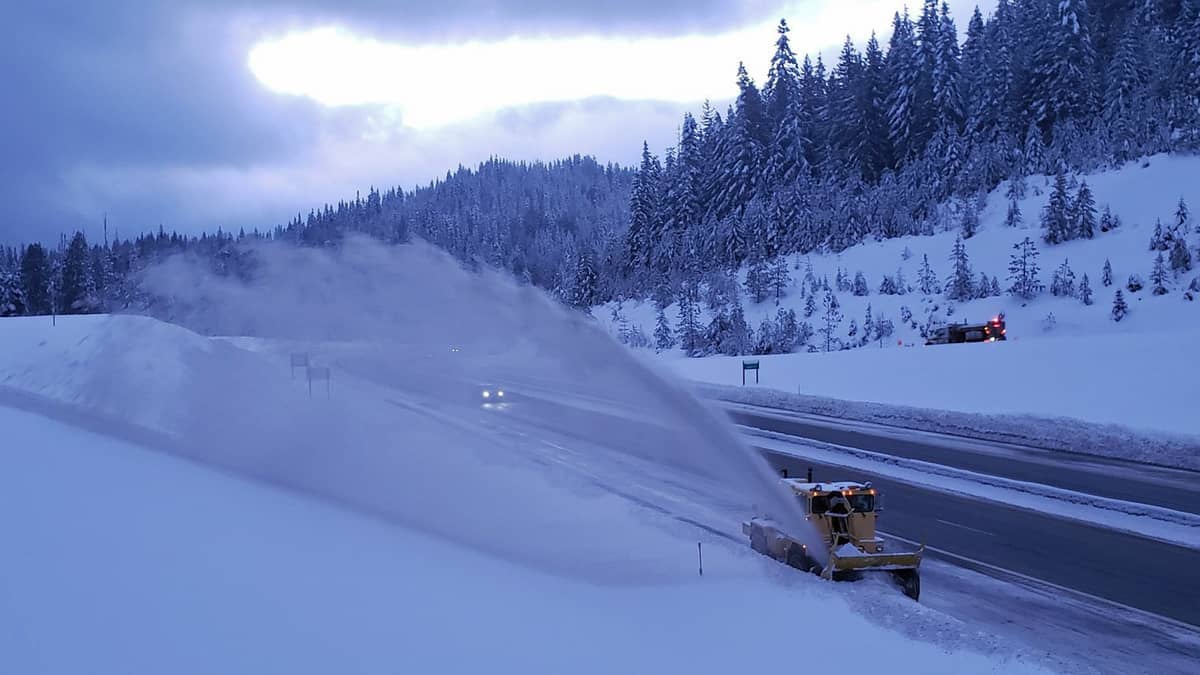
2,0,991,245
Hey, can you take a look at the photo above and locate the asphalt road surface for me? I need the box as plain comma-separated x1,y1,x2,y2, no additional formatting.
727,404,1200,515
763,450,1200,628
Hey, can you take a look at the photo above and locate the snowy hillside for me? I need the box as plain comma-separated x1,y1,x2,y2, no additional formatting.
600,154,1200,440
0,241,1055,674
0,402,1051,675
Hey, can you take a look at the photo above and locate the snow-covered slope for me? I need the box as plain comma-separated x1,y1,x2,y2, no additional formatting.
0,402,1054,675
602,154,1200,441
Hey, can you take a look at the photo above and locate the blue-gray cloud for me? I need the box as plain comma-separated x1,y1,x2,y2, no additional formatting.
2,1,790,245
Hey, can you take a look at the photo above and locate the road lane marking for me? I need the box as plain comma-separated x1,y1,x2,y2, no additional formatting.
935,518,995,537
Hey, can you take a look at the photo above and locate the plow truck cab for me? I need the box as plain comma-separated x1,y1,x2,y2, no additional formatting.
743,478,923,600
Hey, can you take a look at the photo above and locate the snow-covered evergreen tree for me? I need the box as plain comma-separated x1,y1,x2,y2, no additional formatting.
19,244,51,315
804,292,817,318
945,235,975,300
1030,0,1097,135
879,274,899,295
918,253,939,295
1099,205,1120,232
769,256,791,302
1171,237,1194,273
1111,289,1128,321
961,196,980,238
1102,258,1113,286
1079,272,1093,305
1041,169,1073,244
1008,236,1043,300
974,271,992,298
1051,258,1076,297
654,306,675,352
1073,180,1096,239
852,270,870,296
1150,252,1169,295
1149,219,1167,251
819,290,843,352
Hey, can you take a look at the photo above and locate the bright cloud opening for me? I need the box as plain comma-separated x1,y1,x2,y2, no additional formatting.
247,1,899,130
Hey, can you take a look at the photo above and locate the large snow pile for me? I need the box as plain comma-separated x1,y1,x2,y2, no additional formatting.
0,404,1050,674
601,154,1200,441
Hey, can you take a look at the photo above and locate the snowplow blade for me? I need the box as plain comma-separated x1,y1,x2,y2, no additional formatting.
828,544,924,573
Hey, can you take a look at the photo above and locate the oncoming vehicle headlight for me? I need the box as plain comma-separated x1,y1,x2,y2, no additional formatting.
497,390,505,398
482,390,491,399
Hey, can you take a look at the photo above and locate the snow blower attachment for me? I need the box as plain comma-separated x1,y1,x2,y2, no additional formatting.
743,476,923,600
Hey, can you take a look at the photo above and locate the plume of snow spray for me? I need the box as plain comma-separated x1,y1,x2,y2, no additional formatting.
137,236,822,573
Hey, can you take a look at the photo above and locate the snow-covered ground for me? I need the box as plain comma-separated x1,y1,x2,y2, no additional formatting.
0,241,1060,674
602,153,1200,448
4,404,1050,675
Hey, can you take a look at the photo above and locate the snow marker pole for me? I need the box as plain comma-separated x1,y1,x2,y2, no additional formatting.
698,542,703,576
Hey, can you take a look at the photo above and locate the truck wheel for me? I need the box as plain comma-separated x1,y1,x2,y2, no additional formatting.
894,570,920,601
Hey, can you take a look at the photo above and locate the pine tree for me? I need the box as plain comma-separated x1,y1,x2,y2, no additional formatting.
1030,0,1098,135
990,275,1002,296
1008,237,1043,300
879,274,898,295
571,251,599,312
1111,289,1128,321
1102,258,1113,287
712,63,766,220
654,306,675,352
0,270,26,316
1099,206,1120,232
918,254,939,295
1149,220,1167,251
19,243,51,315
975,272,992,299
932,1,964,132
852,271,870,296
58,232,96,314
769,256,791,302
945,235,975,300
1150,252,1169,295
764,20,811,189
1051,258,1076,297
961,196,980,238
1006,199,1023,227
744,251,770,303
885,10,924,163
819,290,844,352
1073,181,1096,239
1171,237,1194,273
1177,197,1192,233
1079,273,1093,305
1041,169,1073,244
895,266,909,294
863,304,876,345
804,292,817,322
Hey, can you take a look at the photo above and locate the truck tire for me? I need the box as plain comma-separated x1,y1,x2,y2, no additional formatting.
894,569,920,601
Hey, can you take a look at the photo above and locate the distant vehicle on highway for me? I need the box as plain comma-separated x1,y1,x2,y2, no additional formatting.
478,383,508,405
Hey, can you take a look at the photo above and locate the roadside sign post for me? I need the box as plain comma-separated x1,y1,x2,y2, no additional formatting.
290,353,309,379
307,366,330,399
742,359,760,385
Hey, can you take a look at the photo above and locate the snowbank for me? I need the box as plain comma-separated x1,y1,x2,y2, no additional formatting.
670,328,1200,439
0,404,1053,675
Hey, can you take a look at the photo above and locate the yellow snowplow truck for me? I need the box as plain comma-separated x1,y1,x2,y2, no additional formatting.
743,477,923,600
